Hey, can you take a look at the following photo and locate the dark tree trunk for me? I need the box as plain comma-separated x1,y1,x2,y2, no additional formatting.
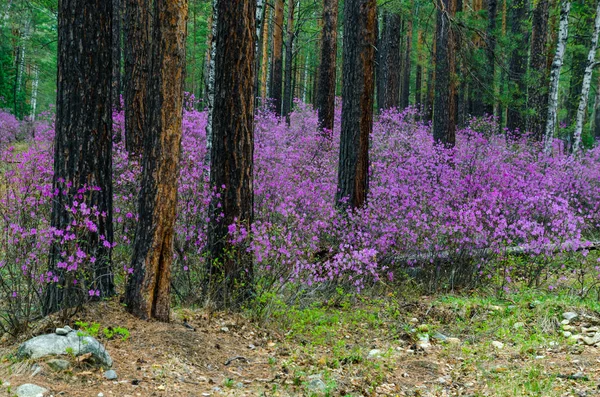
379,11,401,111
336,0,376,209
270,0,284,115
282,0,296,124
433,0,455,146
506,0,530,134
401,7,413,109
124,0,151,155
207,0,256,308
316,0,338,132
415,30,424,109
45,0,113,314
484,0,498,115
125,0,187,322
527,0,550,140
112,0,122,112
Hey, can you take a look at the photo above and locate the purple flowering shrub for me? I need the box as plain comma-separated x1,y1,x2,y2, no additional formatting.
1,101,600,330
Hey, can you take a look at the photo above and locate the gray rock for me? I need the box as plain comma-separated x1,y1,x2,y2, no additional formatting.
563,331,572,338
63,325,73,332
47,359,71,371
15,384,48,397
55,328,69,336
582,333,600,346
307,375,327,393
17,331,112,367
29,364,42,378
417,334,431,350
446,337,461,345
491,341,504,349
563,312,578,322
432,332,448,342
367,349,382,359
103,370,118,380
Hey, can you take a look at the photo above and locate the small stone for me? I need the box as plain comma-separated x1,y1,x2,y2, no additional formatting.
98,393,104,397
491,341,504,349
247,344,255,350
432,332,447,342
307,375,326,393
29,364,42,378
562,324,574,331
104,370,118,380
220,327,229,333
535,355,545,359
513,322,525,330
157,385,166,391
409,318,419,324
47,359,71,372
436,375,451,384
417,334,431,350
367,349,382,359
563,331,572,338
561,319,571,325
489,305,503,311
63,326,73,332
446,337,461,345
563,312,578,322
583,334,600,345
15,384,49,397
55,328,69,336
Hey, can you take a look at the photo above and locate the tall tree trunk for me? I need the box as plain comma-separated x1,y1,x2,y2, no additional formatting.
594,73,600,141
254,0,266,108
205,0,217,170
316,0,338,132
112,0,122,111
379,11,401,110
567,0,593,127
484,0,498,116
401,4,413,109
30,64,38,121
527,0,550,140
207,0,256,308
270,0,285,115
45,0,113,314
336,0,376,209
415,30,424,109
124,0,150,155
125,0,187,322
260,4,270,101
282,0,297,124
426,37,436,121
433,0,455,146
572,1,600,152
544,0,571,153
202,8,214,104
506,0,530,134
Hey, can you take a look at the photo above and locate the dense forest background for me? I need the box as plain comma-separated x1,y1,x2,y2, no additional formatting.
2,0,600,147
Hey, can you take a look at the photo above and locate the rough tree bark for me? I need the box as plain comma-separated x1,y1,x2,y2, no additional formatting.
254,0,266,108
316,0,338,132
270,0,285,115
544,0,571,153
124,0,150,155
336,0,376,209
125,0,187,322
204,0,217,170
594,73,600,140
379,11,401,111
207,0,256,308
415,30,424,109
112,0,122,112
282,0,297,124
433,0,455,146
260,4,270,101
506,0,530,134
567,0,593,127
484,0,498,116
527,0,550,140
572,0,600,152
45,0,113,314
401,3,413,109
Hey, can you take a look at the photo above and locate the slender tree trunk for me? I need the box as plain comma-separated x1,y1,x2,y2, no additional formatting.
45,0,113,314
112,0,122,111
207,0,256,308
336,0,376,209
426,38,436,121
506,0,530,134
401,4,413,109
433,0,455,146
282,0,297,124
260,4,270,101
572,1,600,152
484,0,498,116
527,0,550,140
202,8,214,104
316,0,338,132
567,0,592,127
205,0,217,170
254,0,266,108
415,30,424,109
125,0,187,322
124,0,150,155
594,73,600,140
270,0,285,115
544,0,571,153
30,64,38,121
380,11,401,110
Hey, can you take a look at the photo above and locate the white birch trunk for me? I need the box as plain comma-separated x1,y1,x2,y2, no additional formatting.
30,64,38,121
544,0,571,154
204,0,218,172
572,0,600,153
302,51,309,103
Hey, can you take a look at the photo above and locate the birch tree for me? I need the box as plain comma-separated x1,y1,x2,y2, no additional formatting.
572,0,600,153
544,1,571,154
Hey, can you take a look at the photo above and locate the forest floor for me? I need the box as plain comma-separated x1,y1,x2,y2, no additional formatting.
1,289,600,397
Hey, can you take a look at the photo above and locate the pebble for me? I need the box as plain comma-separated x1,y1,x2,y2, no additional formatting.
220,327,229,333
367,349,382,359
491,341,504,349
55,328,69,336
563,312,578,322
104,370,118,380
513,322,525,329
563,331,572,338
